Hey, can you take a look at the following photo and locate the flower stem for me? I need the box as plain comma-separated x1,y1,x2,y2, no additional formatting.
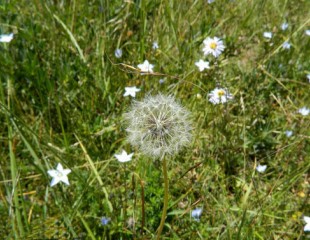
156,156,168,239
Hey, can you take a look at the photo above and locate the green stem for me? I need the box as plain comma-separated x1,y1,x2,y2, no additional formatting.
7,78,25,238
140,179,145,235
156,156,168,240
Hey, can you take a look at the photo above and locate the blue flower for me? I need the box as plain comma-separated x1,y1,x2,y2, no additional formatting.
285,130,293,137
191,207,203,221
281,22,288,31
101,217,110,226
115,48,122,58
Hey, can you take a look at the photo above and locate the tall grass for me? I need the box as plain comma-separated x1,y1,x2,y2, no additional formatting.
0,0,309,239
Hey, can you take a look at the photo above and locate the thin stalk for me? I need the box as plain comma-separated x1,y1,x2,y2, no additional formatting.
7,78,25,238
140,179,145,235
156,156,168,240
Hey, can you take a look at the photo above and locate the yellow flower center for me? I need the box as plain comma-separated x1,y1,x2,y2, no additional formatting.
218,90,225,97
210,42,217,50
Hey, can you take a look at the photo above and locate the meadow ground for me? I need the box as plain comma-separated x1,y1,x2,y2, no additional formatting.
0,0,309,239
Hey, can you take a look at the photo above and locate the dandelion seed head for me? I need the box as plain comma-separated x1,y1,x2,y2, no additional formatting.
124,94,192,158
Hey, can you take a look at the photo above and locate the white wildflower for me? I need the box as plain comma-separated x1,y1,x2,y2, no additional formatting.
195,59,210,72
263,32,273,39
123,86,140,98
114,150,133,162
298,107,310,116
202,37,225,58
208,87,233,104
47,163,71,187
0,33,14,43
137,60,154,73
256,164,267,173
304,216,310,231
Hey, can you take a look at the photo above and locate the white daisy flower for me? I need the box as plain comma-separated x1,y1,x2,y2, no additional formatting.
208,87,233,104
114,150,133,163
191,208,203,221
285,130,293,137
0,33,14,43
306,74,310,83
298,107,310,116
281,22,288,31
47,163,71,187
152,41,159,50
282,41,291,49
195,59,210,72
304,216,310,232
123,86,140,98
137,60,154,73
305,30,310,36
263,32,273,39
115,48,122,58
202,37,225,58
256,164,267,173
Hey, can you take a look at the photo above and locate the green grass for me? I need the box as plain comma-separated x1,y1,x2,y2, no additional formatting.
0,0,309,239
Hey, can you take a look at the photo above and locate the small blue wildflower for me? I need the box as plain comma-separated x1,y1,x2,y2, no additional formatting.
152,41,159,50
281,22,288,31
191,207,203,221
115,48,122,58
101,217,110,226
282,41,291,49
285,130,293,137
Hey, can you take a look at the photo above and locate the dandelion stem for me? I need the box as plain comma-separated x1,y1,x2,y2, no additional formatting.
140,179,145,235
156,156,168,239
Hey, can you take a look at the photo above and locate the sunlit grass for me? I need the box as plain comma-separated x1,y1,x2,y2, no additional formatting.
0,0,309,239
